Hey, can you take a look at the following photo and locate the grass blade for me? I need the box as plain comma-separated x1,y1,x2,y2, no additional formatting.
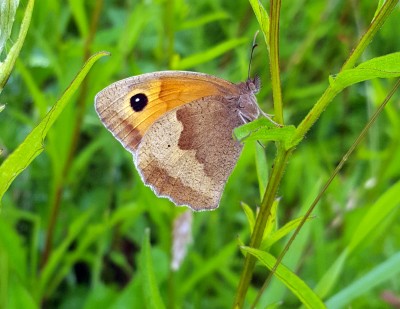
140,229,166,309
242,247,326,309
171,38,248,70
325,252,400,309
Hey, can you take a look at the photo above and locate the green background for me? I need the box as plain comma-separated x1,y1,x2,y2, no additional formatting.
1,0,400,308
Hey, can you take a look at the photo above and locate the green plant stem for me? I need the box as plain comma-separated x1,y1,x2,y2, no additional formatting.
251,78,400,308
247,2,400,303
269,0,283,125
291,0,399,146
233,0,398,307
233,146,292,308
234,1,285,307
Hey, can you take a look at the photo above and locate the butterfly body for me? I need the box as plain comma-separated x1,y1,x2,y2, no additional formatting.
95,71,261,211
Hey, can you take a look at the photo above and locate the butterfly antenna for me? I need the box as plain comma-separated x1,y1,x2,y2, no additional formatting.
248,30,260,80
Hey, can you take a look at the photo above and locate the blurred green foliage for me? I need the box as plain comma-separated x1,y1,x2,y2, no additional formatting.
0,0,400,308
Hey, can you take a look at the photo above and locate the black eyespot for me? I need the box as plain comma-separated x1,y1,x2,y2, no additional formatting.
130,93,148,112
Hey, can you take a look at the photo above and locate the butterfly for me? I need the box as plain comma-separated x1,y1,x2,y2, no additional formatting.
95,71,263,211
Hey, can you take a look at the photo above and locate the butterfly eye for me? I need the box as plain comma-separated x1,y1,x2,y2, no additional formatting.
130,93,148,112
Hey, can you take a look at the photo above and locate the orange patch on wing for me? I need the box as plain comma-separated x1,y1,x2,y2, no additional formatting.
123,78,234,147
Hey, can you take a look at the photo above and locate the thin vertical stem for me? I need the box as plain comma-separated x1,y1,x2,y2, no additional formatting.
269,0,284,125
233,146,292,308
233,0,285,307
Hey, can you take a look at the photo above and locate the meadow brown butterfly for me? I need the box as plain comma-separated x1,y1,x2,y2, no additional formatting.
95,71,263,211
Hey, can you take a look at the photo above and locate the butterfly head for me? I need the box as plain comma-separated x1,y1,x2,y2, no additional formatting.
235,77,262,123
246,76,261,94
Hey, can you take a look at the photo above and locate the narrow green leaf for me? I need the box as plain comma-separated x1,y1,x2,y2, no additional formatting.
236,235,246,249
373,0,386,20
249,0,270,44
179,11,230,30
0,0,34,91
241,202,256,233
171,37,248,70
326,252,400,309
68,0,88,37
0,51,110,204
140,229,166,309
314,250,349,299
242,247,326,309
15,59,48,117
330,52,400,92
315,180,400,299
260,214,314,250
236,117,276,134
234,118,296,148
262,198,279,242
255,142,268,198
0,0,19,54
347,180,400,252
